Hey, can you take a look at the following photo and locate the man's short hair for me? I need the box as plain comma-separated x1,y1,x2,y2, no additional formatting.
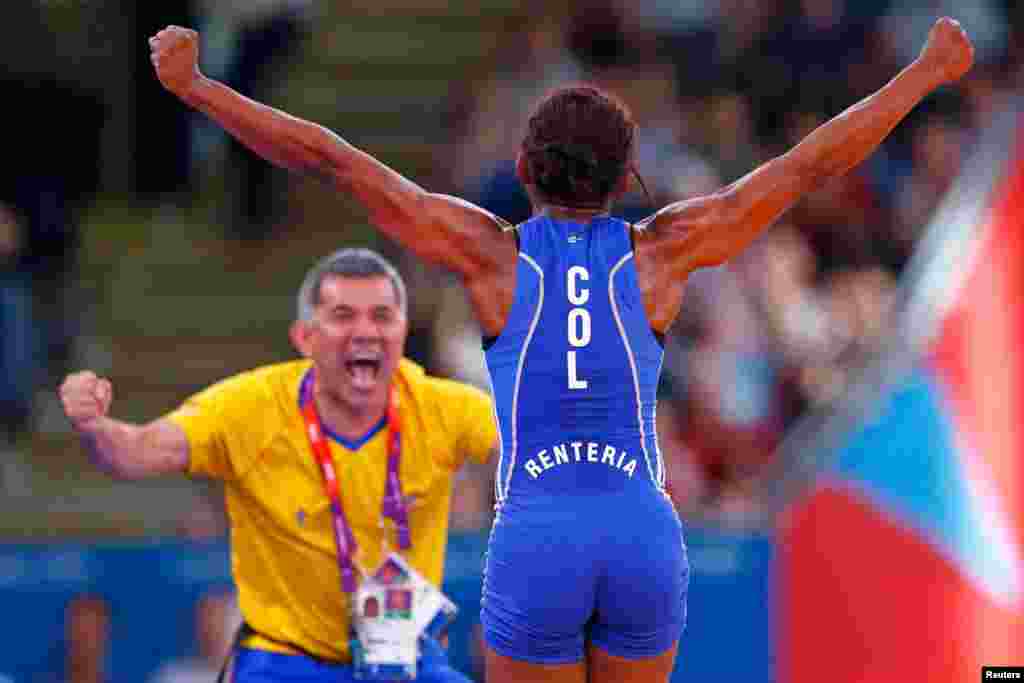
296,248,407,322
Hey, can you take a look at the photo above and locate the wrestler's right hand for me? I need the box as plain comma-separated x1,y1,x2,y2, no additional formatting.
149,25,203,99
59,371,113,431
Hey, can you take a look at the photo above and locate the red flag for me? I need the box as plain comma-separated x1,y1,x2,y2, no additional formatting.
777,109,1024,680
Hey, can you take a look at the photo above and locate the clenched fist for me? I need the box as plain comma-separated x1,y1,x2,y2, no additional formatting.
918,17,975,85
149,25,202,98
60,371,113,431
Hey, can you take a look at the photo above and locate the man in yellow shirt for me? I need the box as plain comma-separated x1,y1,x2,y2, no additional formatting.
59,248,497,682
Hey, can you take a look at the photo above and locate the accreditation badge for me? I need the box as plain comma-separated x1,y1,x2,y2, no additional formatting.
351,553,458,680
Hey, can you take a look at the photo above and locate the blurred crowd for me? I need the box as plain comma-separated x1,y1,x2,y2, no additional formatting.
0,0,313,443
30,587,239,683
4,0,1024,537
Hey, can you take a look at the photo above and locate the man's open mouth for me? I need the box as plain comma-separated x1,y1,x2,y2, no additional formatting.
345,359,382,389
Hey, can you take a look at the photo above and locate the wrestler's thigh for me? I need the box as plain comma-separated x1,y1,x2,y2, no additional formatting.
586,640,679,683
484,645,586,683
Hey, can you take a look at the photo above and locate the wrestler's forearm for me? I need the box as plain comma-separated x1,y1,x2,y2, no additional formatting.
785,58,941,185
677,58,944,267
183,76,341,176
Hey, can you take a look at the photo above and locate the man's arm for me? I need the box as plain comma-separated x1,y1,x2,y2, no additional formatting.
148,26,511,280
59,371,189,479
645,17,975,275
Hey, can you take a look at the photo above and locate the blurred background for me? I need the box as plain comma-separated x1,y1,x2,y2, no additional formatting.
1,0,1022,680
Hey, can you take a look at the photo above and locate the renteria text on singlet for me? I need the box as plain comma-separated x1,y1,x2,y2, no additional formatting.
523,441,638,479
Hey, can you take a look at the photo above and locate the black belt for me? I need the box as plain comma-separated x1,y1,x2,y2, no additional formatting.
216,621,338,682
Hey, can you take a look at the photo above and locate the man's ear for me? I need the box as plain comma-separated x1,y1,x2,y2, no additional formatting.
290,320,314,358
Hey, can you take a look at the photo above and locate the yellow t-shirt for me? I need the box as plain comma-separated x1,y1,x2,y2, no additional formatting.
165,358,496,661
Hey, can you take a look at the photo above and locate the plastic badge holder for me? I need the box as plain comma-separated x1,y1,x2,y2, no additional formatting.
352,553,458,680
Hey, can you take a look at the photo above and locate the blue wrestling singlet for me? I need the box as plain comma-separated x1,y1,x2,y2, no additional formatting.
481,215,690,664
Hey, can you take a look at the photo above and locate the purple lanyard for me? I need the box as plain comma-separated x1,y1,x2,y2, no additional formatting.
299,370,411,594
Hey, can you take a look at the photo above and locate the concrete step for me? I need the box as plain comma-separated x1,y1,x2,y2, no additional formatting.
2,438,215,537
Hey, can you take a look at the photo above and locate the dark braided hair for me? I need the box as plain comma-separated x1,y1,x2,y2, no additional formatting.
522,86,636,208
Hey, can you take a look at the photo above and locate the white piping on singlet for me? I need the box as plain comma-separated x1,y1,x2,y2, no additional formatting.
608,252,662,489
484,368,504,507
652,351,666,488
496,251,545,504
